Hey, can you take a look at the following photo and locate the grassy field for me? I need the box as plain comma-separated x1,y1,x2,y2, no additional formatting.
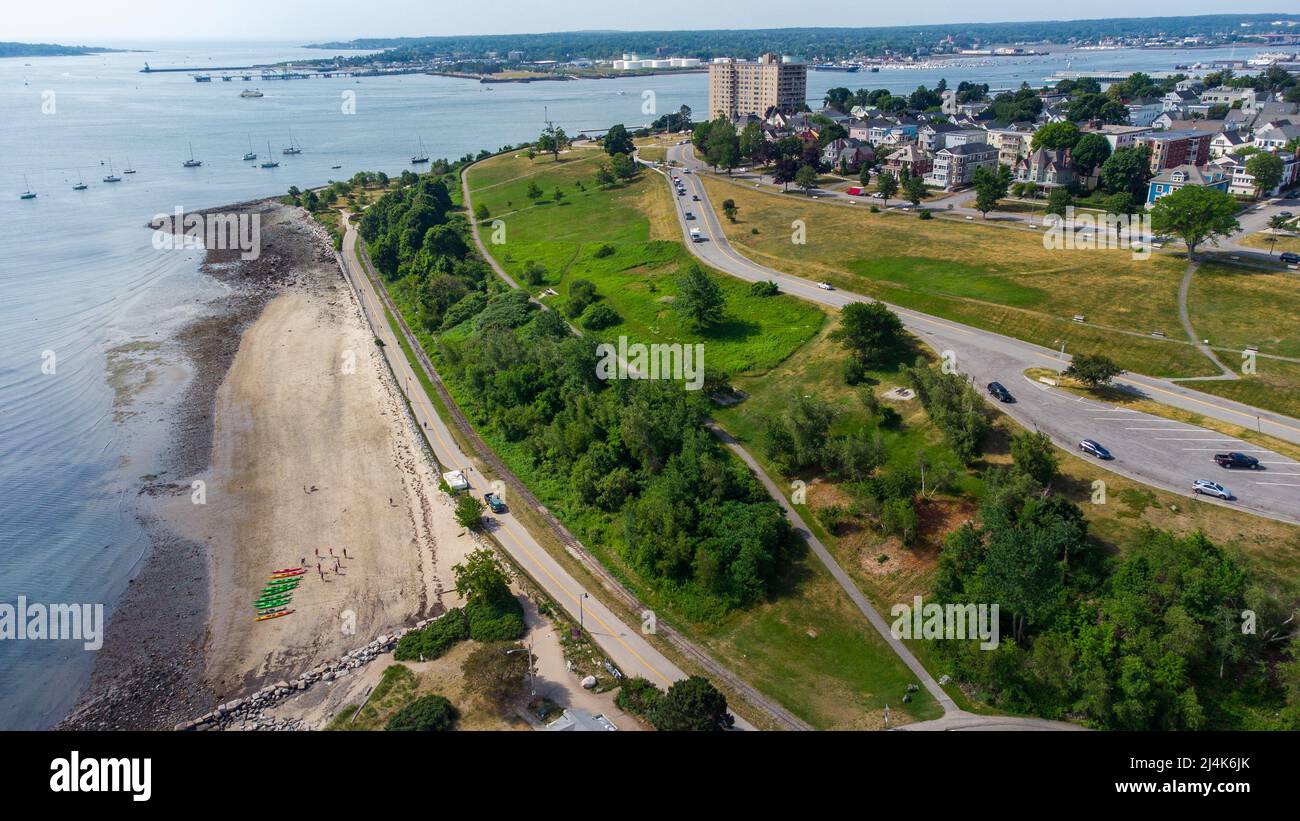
700,175,1220,379
1184,263,1300,418
467,150,825,376
1237,231,1300,255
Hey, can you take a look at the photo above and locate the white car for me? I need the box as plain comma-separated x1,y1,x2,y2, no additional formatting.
817,282,833,291
1193,479,1233,500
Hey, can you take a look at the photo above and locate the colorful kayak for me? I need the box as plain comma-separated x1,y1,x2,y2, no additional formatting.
254,597,291,608
272,567,303,574
270,570,305,579
255,609,294,622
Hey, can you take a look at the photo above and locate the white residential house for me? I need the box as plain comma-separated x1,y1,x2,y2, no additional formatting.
1254,122,1300,151
1093,124,1154,152
1209,130,1248,158
1214,150,1298,198
926,142,999,189
987,127,1034,169
1161,89,1199,112
944,130,990,149
1125,97,1164,127
1199,86,1254,107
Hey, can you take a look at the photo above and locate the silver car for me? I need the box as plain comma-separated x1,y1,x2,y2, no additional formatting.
1193,479,1233,500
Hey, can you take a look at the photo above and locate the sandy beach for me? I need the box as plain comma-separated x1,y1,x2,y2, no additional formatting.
61,201,473,729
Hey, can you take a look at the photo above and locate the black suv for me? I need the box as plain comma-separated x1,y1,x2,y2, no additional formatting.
987,381,1014,403
1280,252,1300,265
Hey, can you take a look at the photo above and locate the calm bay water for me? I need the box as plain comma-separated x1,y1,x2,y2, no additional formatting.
0,40,1264,728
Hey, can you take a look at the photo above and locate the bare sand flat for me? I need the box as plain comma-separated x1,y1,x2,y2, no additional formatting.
155,211,475,700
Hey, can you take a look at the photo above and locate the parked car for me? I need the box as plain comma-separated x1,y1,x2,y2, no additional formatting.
1280,252,1300,264
675,189,684,196
483,493,507,513
987,381,1014,403
1193,479,1233,500
817,282,833,290
692,194,700,201
1078,439,1112,460
1214,452,1261,469
684,212,695,220
1278,210,1293,218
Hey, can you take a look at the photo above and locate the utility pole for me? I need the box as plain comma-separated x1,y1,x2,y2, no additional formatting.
579,592,589,631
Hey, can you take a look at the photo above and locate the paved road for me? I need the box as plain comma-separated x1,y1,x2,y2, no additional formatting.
334,213,757,724
663,144,1300,527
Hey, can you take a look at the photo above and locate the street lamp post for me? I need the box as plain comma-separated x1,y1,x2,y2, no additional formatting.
579,592,589,632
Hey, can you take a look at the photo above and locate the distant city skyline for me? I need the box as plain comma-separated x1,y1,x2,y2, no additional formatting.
5,1,1297,45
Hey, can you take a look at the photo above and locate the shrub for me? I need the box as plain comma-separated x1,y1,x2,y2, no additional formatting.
393,608,470,661
750,280,780,297
580,302,621,331
454,494,485,529
440,292,488,330
566,279,598,318
815,504,852,534
918,210,933,220
593,243,615,258
615,677,662,717
386,694,458,732
523,261,546,285
466,594,527,642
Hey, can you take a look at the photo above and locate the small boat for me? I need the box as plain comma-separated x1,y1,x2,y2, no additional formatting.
255,609,294,622
271,567,304,574
261,142,279,168
240,88,263,98
183,143,202,167
243,135,257,161
19,174,36,199
411,137,429,164
270,569,305,578
282,129,302,155
123,156,136,174
330,164,341,169
103,158,122,183
73,170,87,191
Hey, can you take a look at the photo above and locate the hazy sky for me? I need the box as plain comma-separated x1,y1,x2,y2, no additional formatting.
5,0,1293,44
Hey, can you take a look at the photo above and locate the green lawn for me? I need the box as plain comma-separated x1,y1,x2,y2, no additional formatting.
1184,263,1300,419
468,150,825,376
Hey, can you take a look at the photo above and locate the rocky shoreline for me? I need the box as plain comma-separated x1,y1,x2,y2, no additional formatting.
57,200,336,731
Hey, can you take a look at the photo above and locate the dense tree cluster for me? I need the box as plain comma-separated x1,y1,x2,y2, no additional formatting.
904,363,989,464
350,188,797,623
935,466,1297,729
358,176,497,335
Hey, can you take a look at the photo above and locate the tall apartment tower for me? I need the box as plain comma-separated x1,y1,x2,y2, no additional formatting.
707,53,807,120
